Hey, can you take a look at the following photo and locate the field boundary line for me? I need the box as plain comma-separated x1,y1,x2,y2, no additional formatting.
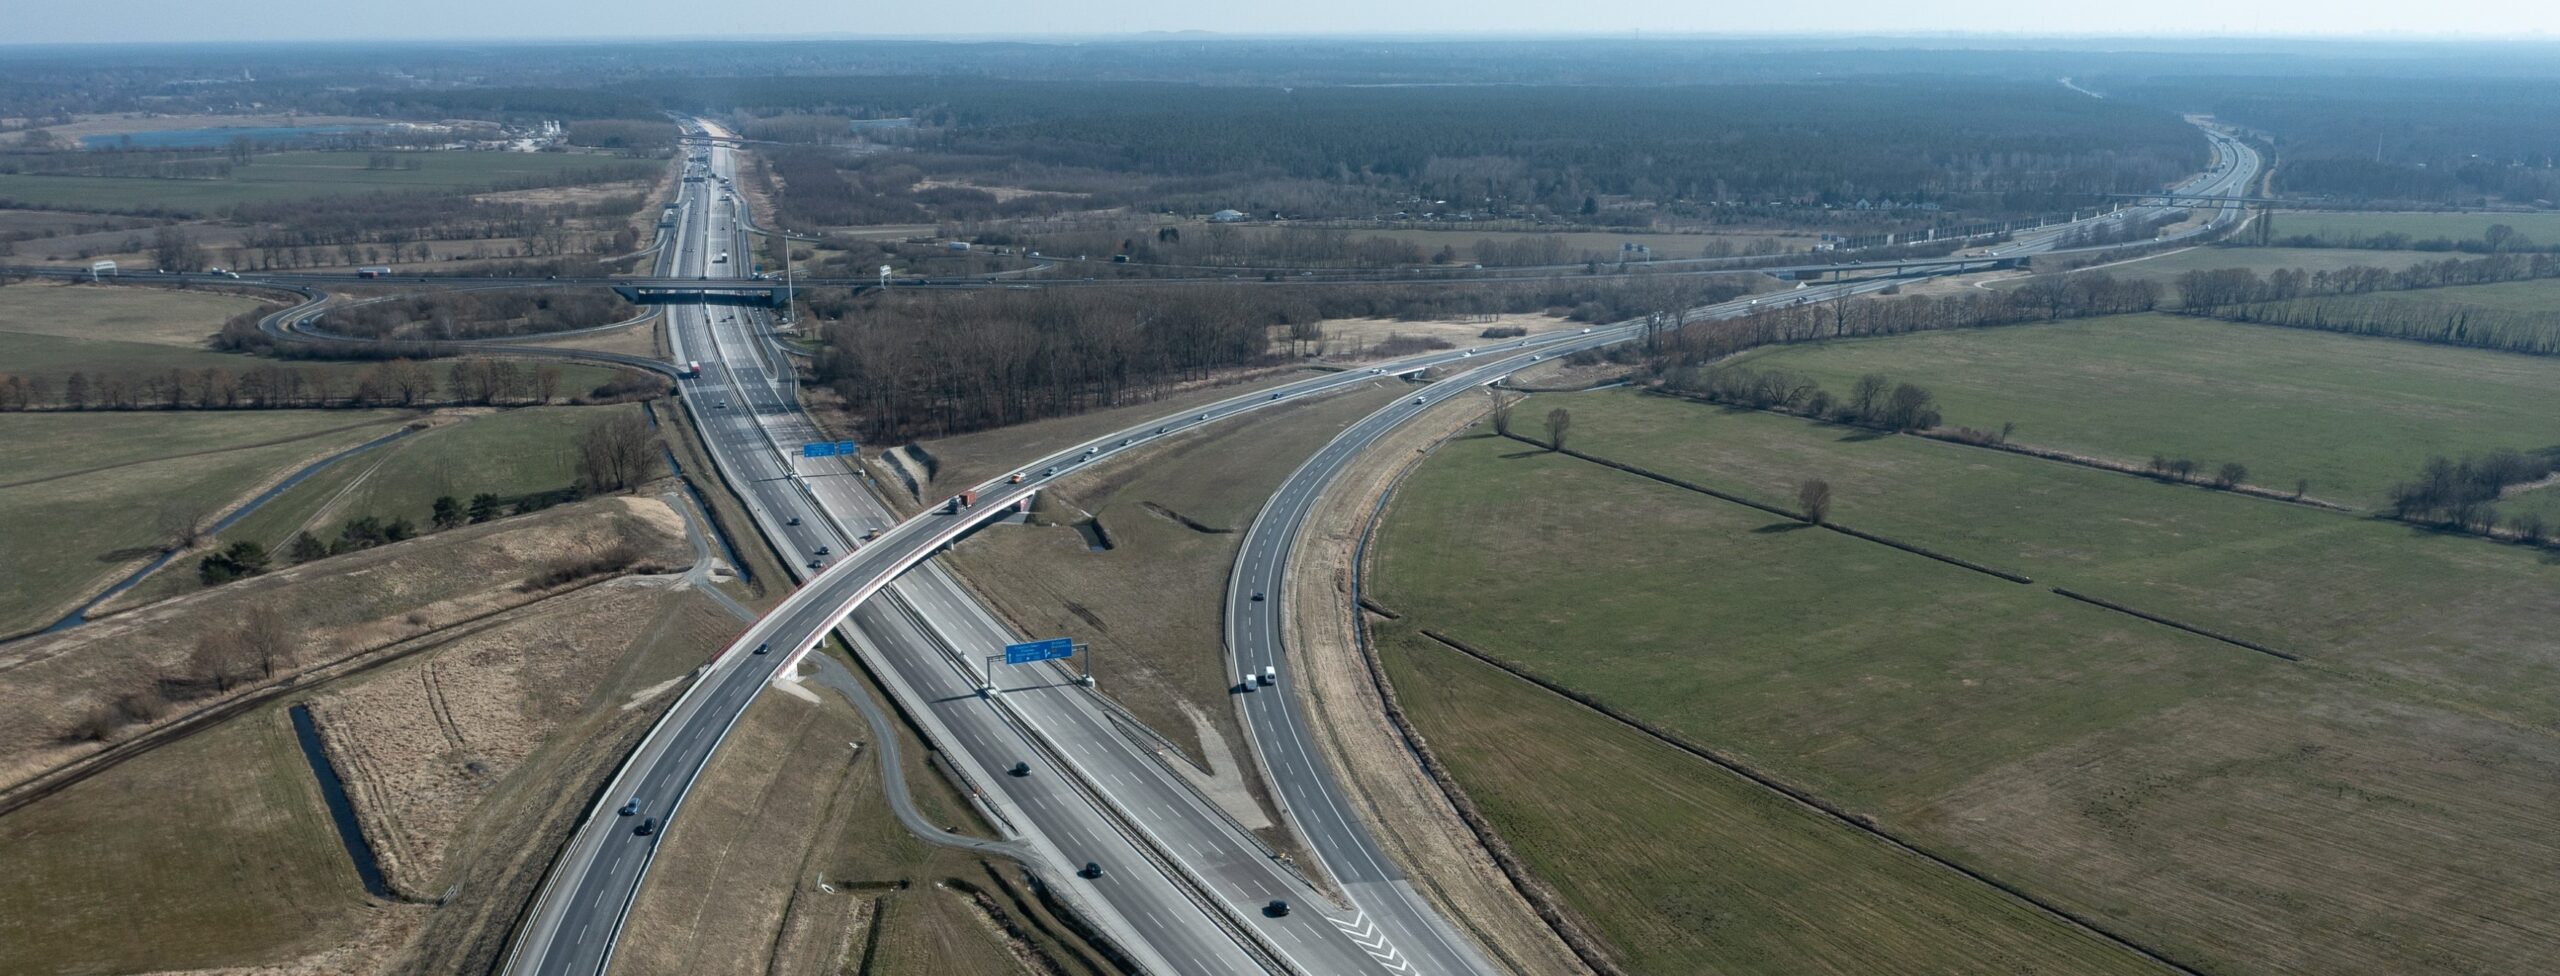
1497,432,2037,585
2048,587,2302,661
1413,627,2211,976
1641,390,2356,513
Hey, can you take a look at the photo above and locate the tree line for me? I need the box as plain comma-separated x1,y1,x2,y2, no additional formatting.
2173,251,2560,357
2387,450,2556,543
1638,271,2163,369
0,357,571,412
319,290,633,342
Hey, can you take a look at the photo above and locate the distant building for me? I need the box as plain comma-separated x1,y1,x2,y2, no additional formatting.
1210,209,1247,223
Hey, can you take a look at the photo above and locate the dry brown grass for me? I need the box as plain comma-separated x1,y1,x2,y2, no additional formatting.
311,580,725,898
0,496,690,796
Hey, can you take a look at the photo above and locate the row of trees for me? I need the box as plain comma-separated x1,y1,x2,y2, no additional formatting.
1640,271,2162,369
1661,365,1946,432
2202,295,2560,358
2173,251,2560,309
2387,451,2556,537
320,290,632,343
0,358,567,412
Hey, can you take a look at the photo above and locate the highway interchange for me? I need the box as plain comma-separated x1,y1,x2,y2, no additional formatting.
33,115,2258,975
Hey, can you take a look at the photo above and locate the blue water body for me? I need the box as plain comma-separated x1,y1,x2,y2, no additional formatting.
38,425,418,636
82,125,387,149
287,704,393,899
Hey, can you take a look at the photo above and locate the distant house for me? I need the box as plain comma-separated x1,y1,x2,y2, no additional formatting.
1209,209,1247,223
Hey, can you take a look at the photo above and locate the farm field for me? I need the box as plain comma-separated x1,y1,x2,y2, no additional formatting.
1726,314,2560,506
2260,210,2560,245
1380,626,2167,976
1372,422,2560,976
1548,391,2560,717
0,149,657,215
0,410,414,636
0,279,268,346
0,707,369,975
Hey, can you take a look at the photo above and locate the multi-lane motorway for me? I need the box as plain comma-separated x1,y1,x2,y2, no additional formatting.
68,113,2254,975
1211,116,2263,976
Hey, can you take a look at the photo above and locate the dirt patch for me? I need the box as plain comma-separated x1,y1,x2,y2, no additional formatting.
468,180,650,208
1309,312,1569,360
1284,398,1594,976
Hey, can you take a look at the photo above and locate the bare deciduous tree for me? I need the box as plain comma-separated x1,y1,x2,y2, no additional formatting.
1798,479,1833,525
1544,407,1572,452
576,410,658,493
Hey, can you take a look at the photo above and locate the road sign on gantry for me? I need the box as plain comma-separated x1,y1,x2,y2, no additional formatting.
1003,638,1075,665
801,442,837,458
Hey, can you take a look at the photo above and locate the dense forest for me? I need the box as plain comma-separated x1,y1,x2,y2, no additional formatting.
741,77,2206,225
2106,75,2560,204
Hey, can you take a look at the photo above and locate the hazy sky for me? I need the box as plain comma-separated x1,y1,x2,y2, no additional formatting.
10,0,2560,45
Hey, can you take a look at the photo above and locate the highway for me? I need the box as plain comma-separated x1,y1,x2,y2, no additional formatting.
257,116,2256,976
1213,116,2265,976
507,131,1628,976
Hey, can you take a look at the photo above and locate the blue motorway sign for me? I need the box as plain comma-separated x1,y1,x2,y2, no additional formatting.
1003,637,1075,665
800,440,861,458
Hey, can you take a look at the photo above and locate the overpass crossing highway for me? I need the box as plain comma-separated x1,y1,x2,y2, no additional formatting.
36,114,2254,975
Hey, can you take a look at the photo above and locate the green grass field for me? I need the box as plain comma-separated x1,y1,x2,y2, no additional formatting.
2260,211,2560,246
0,708,370,974
1549,391,2560,716
1381,627,2167,976
0,411,414,635
1374,417,2560,975
120,404,640,608
0,150,656,215
1726,314,2560,507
